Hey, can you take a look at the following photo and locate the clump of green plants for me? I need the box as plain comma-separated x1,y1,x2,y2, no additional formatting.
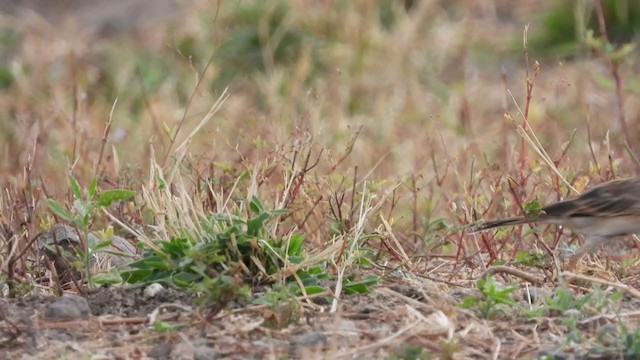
121,195,296,305
122,171,382,313
214,0,318,86
460,275,518,319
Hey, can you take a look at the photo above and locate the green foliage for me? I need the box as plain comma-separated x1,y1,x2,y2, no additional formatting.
544,286,623,316
377,0,418,31
0,28,19,90
214,1,316,86
513,251,546,267
123,192,381,313
523,199,544,217
343,275,378,294
460,275,517,319
46,174,135,285
529,0,640,57
152,320,187,332
124,195,296,283
253,283,301,328
122,195,306,309
386,345,432,360
0,66,13,90
621,327,640,358
295,264,331,297
588,325,640,359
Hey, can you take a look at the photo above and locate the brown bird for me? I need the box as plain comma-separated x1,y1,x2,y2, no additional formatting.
473,176,640,267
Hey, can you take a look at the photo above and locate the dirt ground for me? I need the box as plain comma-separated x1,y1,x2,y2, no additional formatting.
2,270,640,359
0,277,486,359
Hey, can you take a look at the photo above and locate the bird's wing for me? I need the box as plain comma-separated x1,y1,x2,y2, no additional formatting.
542,177,640,219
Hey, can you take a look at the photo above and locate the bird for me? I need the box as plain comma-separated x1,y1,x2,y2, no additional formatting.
472,176,640,267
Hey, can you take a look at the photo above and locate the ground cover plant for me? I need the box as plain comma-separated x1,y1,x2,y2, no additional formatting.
2,0,640,359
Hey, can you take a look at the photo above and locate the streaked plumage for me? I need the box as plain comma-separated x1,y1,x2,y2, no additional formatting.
474,176,640,265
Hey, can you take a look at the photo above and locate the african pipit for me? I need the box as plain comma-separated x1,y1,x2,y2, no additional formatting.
473,176,640,267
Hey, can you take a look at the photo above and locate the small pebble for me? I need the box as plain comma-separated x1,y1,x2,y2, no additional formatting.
143,283,164,298
148,342,173,359
44,295,91,320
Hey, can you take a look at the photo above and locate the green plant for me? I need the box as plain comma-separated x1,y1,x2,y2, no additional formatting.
253,283,302,328
214,1,315,86
513,250,547,267
621,327,640,359
544,286,623,316
121,195,314,310
386,345,432,360
46,174,135,285
123,196,292,282
523,199,544,217
528,0,640,57
460,275,518,319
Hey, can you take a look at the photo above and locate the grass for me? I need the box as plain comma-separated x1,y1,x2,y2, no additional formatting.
2,0,640,358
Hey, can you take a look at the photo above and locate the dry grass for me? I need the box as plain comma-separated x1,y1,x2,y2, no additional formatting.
2,0,640,358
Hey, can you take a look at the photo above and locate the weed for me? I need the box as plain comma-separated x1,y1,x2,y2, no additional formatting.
387,345,432,360
460,275,518,319
253,283,302,328
45,174,135,286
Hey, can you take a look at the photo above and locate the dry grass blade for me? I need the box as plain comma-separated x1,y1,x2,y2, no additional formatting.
505,91,578,194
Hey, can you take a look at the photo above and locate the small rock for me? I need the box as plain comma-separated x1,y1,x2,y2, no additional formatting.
44,295,90,320
291,331,328,349
148,342,173,359
91,232,137,269
37,224,138,283
562,309,583,319
193,345,217,360
143,283,164,298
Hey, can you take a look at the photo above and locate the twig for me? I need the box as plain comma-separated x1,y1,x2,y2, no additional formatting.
561,271,640,298
93,98,117,178
479,265,544,286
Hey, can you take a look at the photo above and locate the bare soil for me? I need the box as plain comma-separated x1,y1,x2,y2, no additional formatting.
2,271,640,359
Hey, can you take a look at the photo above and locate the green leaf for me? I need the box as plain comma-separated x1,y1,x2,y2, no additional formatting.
69,174,83,200
611,291,624,302
302,285,327,295
96,189,135,207
288,255,304,264
344,275,378,294
93,239,113,250
152,320,186,332
0,66,14,90
287,233,304,256
156,175,166,190
162,238,189,256
88,178,98,199
523,199,544,217
249,195,264,215
120,269,153,283
172,272,202,287
46,199,76,223
73,199,93,219
460,296,479,309
247,212,270,236
129,256,170,270
93,271,123,285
